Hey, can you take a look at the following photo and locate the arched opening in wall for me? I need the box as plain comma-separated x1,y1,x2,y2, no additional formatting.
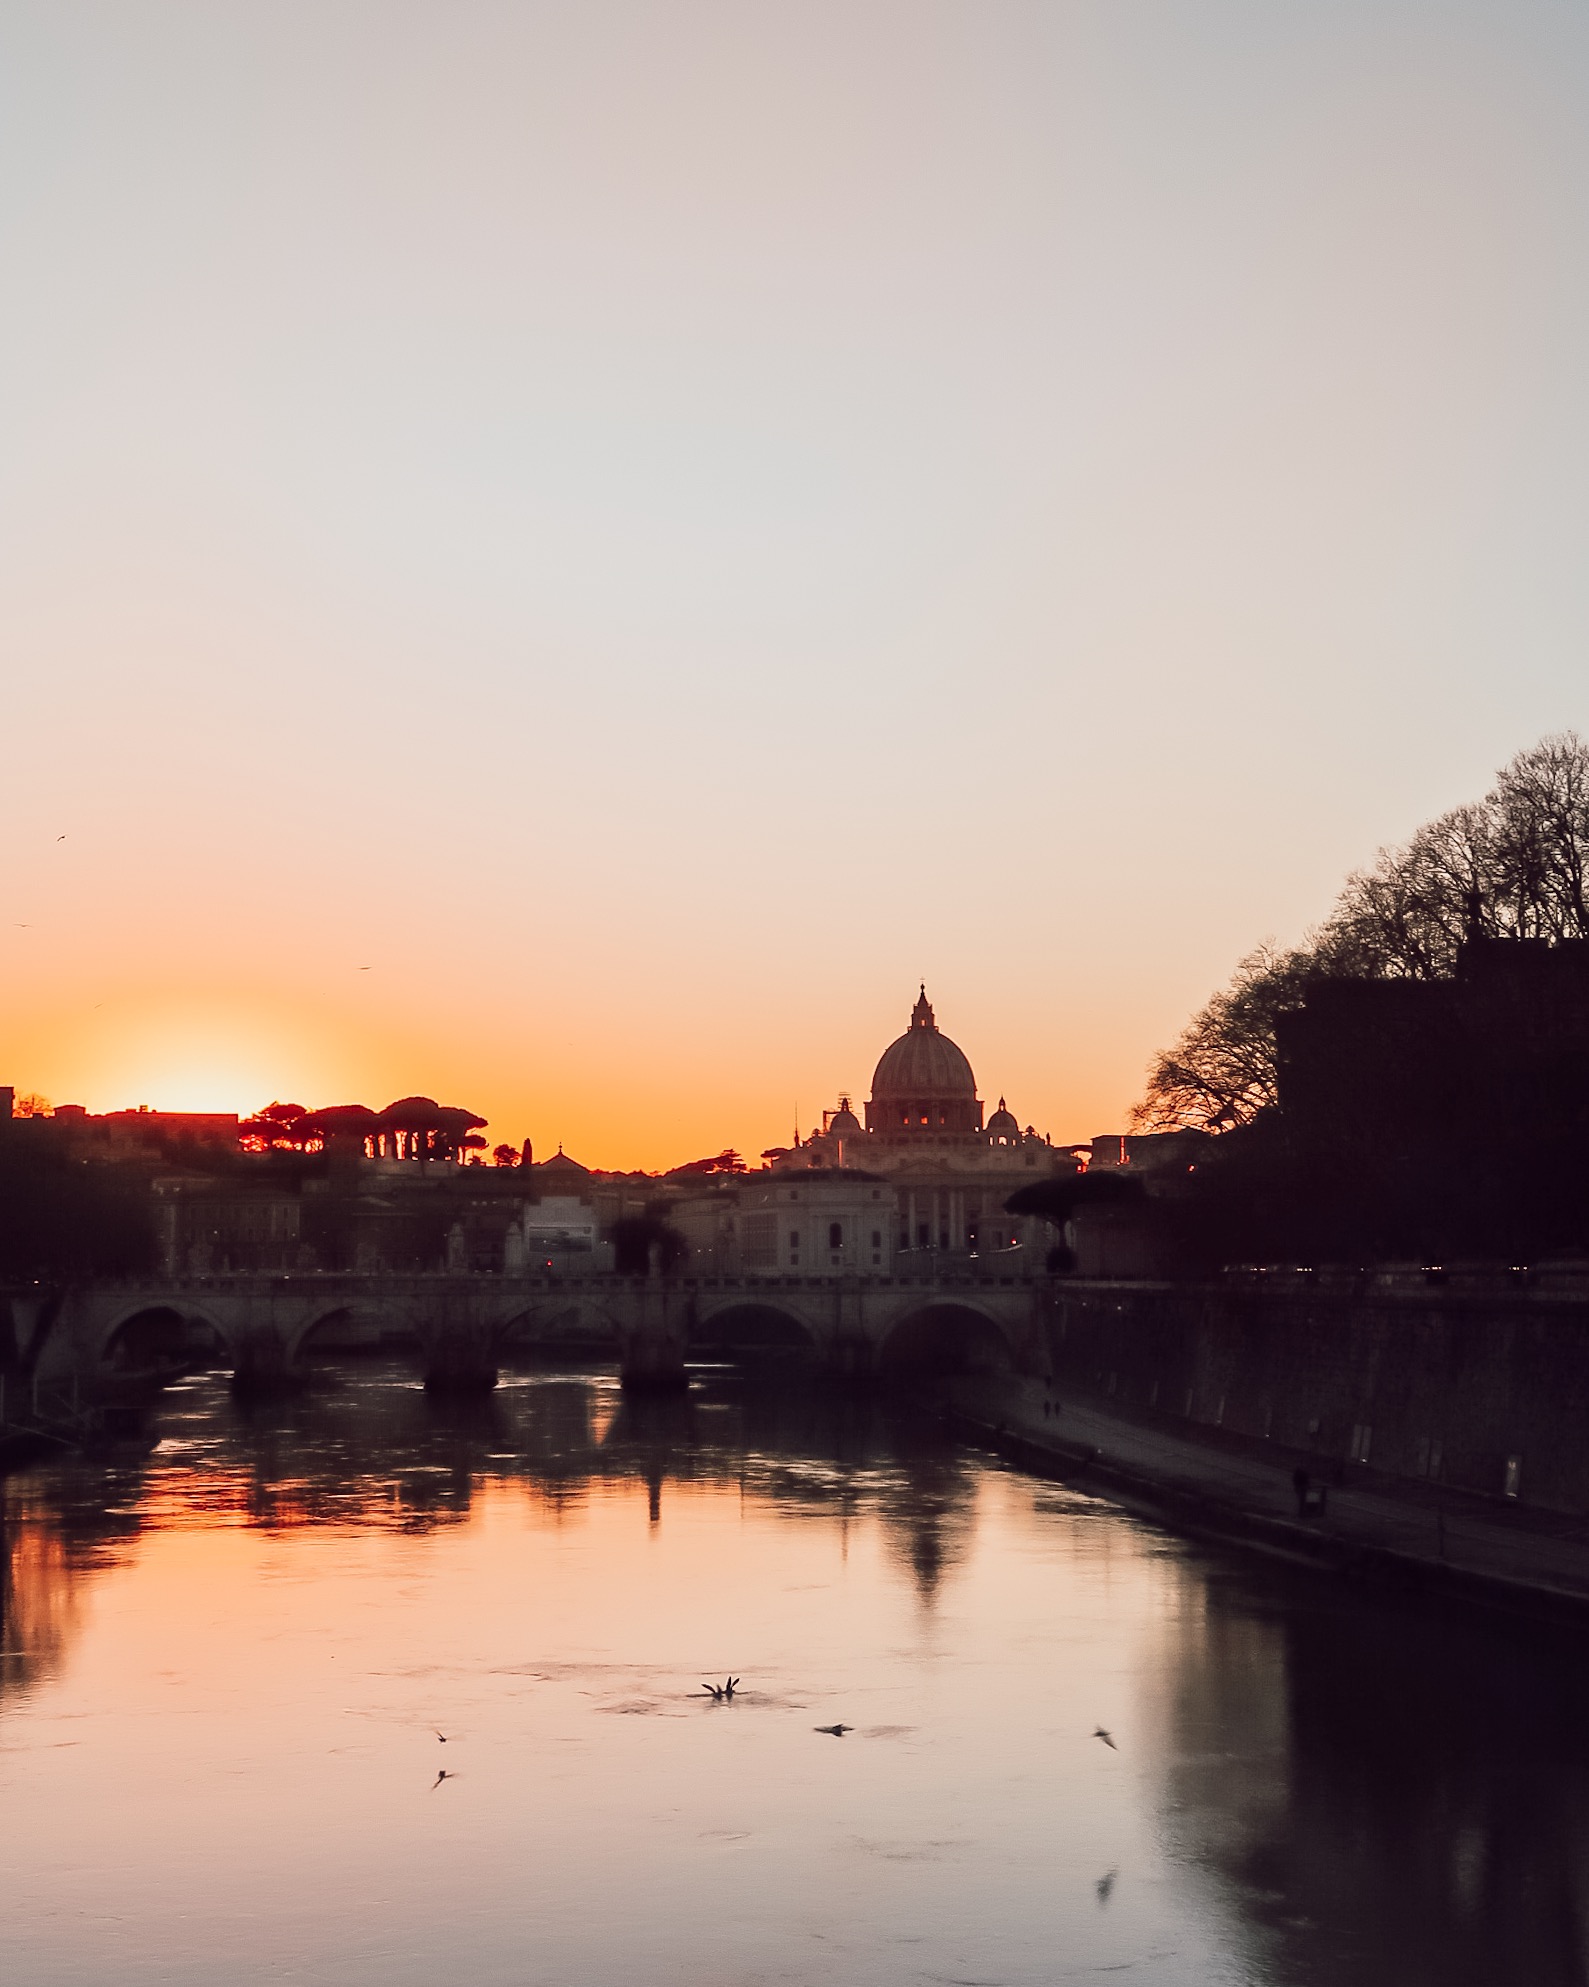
295,1308,413,1366
879,1304,1013,1379
691,1303,817,1368
103,1307,224,1377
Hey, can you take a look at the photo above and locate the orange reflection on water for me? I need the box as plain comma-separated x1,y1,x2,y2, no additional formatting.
4,1368,1589,1987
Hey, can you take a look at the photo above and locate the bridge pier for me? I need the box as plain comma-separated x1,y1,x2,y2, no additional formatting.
822,1336,879,1383
230,1326,304,1399
619,1282,688,1394
423,1327,499,1395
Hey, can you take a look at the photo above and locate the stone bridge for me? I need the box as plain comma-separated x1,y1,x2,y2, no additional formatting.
15,1268,1053,1396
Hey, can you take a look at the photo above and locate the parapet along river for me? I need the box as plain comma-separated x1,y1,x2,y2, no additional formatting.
3,1362,1588,1987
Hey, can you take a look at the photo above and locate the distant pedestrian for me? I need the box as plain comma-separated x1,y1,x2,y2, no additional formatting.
1292,1467,1311,1517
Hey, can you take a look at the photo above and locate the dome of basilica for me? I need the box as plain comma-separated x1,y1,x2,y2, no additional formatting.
867,988,983,1135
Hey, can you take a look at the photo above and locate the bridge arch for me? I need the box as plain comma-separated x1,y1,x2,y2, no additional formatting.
101,1301,229,1374
690,1296,820,1360
289,1304,404,1362
496,1297,625,1352
876,1299,1015,1377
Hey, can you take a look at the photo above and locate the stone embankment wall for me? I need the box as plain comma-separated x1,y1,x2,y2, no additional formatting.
1044,1270,1589,1514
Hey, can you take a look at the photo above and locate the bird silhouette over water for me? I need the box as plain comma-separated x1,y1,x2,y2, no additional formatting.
814,1724,852,1737
431,1769,454,1790
434,1730,452,1743
701,1676,740,1701
1093,1727,1117,1750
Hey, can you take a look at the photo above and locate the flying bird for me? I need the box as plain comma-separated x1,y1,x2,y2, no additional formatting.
56,835,65,841
814,1724,852,1737
701,1676,740,1701
1093,1727,1117,1750
434,1730,452,1743
431,1769,454,1790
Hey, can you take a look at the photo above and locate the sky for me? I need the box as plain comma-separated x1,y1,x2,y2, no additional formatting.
3,0,1588,1169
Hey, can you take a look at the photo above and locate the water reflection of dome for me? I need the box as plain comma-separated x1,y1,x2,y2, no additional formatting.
876,1455,978,1607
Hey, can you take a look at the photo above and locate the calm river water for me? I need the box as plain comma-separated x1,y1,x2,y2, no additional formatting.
3,1361,1588,1987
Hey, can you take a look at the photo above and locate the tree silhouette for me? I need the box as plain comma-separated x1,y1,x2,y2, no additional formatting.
611,1215,688,1276
669,1149,746,1176
1136,733,1589,1132
372,1098,488,1162
295,1103,380,1154
239,1101,308,1151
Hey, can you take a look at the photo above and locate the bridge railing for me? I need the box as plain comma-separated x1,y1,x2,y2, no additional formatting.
54,1265,1052,1301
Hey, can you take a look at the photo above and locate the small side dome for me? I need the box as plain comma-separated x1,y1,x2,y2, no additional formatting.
828,1093,861,1137
987,1097,1019,1141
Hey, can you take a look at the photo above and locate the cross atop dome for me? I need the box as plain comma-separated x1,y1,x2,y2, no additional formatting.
911,984,936,1031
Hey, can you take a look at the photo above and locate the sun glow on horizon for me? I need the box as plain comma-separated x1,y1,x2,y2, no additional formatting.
38,1002,335,1122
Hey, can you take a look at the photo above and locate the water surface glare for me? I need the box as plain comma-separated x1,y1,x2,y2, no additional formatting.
3,1364,1587,1986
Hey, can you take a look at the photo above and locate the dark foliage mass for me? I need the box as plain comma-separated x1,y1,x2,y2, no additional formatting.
0,1131,156,1280
1136,734,1589,1134
1148,1112,1588,1268
669,1149,747,1177
610,1215,689,1277
1004,1172,1144,1225
242,1097,488,1161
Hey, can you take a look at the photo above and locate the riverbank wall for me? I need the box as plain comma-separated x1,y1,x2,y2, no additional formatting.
1038,1269,1589,1517
942,1371,1589,1629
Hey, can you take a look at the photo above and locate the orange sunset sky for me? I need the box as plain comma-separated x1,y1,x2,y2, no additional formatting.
4,2,1588,1170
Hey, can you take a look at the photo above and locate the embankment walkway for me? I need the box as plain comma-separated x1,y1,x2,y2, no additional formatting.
949,1374,1589,1622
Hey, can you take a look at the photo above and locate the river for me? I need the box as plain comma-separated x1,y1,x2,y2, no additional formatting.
2,1360,1587,1986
